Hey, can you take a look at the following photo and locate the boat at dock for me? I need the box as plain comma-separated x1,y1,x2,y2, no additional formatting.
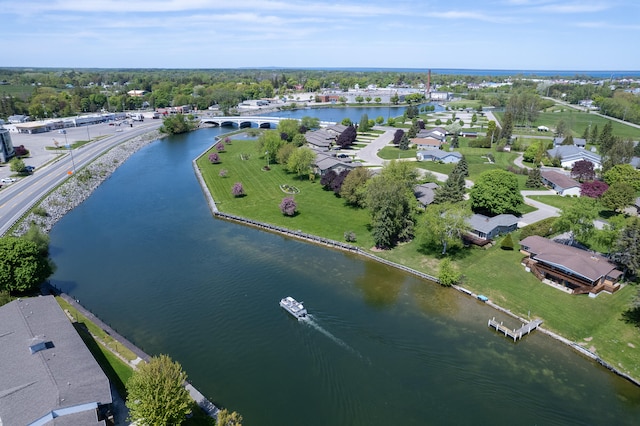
280,296,307,320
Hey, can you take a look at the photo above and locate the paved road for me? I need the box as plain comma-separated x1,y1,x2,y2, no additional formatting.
0,121,162,236
518,190,561,226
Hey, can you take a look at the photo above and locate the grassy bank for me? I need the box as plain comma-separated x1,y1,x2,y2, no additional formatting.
199,133,640,383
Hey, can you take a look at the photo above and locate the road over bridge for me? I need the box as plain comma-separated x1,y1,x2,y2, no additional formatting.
200,116,334,128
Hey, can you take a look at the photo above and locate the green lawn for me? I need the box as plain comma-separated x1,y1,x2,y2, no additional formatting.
495,110,640,140
196,140,375,248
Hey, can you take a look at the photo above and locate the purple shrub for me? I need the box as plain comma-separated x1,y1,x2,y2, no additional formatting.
232,182,245,197
209,153,220,164
219,169,228,177
216,142,225,152
581,180,609,198
224,136,232,145
280,197,297,216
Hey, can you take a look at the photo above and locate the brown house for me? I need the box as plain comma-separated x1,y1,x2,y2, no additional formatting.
520,236,622,295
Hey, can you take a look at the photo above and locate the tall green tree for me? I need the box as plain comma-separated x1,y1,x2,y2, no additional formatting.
217,409,244,426
379,160,419,190
365,176,415,249
611,217,640,276
602,138,634,172
469,170,523,215
603,164,640,191
499,111,513,141
286,147,316,178
0,236,54,293
126,354,192,425
277,119,301,142
340,167,372,207
257,130,285,164
433,169,465,204
600,183,635,212
160,114,195,135
420,202,471,255
525,168,543,188
359,113,370,132
554,197,599,245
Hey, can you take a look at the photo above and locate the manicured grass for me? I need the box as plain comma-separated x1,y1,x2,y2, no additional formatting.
196,140,375,248
496,110,640,140
378,146,418,159
56,297,138,362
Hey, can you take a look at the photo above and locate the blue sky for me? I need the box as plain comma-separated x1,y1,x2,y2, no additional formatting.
2,0,639,70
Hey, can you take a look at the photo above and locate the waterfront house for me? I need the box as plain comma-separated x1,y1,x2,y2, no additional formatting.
314,152,358,176
540,170,581,196
417,127,447,141
0,296,113,425
305,129,335,150
520,235,622,295
465,213,519,246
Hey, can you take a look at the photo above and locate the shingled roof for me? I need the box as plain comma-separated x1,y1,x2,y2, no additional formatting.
520,236,622,283
0,296,112,425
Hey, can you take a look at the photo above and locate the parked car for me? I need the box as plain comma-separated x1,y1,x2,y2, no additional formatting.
23,165,35,173
1,177,17,183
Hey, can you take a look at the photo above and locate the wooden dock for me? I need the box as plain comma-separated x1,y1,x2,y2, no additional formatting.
488,317,543,341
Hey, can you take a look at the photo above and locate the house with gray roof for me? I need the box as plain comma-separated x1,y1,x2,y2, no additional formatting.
416,150,462,163
314,152,359,176
413,182,439,206
520,235,622,295
467,213,519,242
553,137,587,148
304,129,335,150
540,170,581,196
547,145,602,170
411,137,444,150
417,127,446,141
0,296,113,425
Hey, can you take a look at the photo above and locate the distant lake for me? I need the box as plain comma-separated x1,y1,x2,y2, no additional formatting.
49,116,640,425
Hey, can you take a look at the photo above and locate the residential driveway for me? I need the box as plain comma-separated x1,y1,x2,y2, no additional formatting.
355,127,394,166
519,189,561,226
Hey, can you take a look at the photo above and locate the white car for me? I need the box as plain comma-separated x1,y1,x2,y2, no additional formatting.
1,177,17,184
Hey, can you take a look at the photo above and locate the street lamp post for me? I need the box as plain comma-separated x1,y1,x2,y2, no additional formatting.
63,130,75,174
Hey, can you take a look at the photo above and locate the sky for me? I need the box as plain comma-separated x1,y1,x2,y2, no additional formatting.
1,0,639,71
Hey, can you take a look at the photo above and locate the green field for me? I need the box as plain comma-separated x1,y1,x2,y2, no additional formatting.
196,140,376,248
495,110,640,140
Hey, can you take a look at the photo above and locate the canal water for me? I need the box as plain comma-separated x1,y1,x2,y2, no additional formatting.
49,115,640,425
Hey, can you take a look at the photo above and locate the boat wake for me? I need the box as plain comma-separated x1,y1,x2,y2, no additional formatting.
302,315,360,357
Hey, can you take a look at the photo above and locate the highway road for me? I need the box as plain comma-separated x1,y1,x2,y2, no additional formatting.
0,121,163,236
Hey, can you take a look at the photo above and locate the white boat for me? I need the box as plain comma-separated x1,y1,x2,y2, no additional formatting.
280,296,307,320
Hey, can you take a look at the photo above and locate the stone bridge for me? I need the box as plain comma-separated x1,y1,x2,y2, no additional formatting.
199,116,333,128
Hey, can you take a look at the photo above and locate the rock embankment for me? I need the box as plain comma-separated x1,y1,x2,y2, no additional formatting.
14,130,164,236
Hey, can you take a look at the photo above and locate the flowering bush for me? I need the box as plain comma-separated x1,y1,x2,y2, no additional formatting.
280,197,297,216
209,153,220,164
232,182,245,197
219,169,228,178
216,143,225,152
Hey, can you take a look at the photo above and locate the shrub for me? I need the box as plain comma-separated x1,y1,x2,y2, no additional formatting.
280,197,297,216
216,142,225,152
219,169,228,178
500,234,514,250
438,258,461,287
232,182,245,197
519,217,557,239
344,231,357,242
209,153,220,164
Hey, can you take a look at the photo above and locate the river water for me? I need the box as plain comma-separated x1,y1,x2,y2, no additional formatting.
48,108,640,425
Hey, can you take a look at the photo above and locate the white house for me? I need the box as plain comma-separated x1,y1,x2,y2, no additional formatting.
547,145,602,170
416,150,462,163
411,137,444,150
540,170,581,196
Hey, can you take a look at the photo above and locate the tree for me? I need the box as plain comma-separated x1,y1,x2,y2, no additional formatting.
374,97,382,104
9,157,25,173
217,409,244,426
392,129,404,145
280,197,297,216
525,168,543,188
398,133,410,150
611,217,640,276
160,114,195,134
292,133,307,147
257,130,285,164
359,114,370,131
336,125,357,147
320,170,337,190
420,202,471,255
600,183,635,212
390,92,400,105
555,119,569,137
300,116,320,130
126,354,191,426
596,214,627,254
276,143,296,165
561,135,574,145
286,147,316,178
602,138,634,172
407,120,419,138
365,177,415,249
438,258,461,287
471,113,478,126
603,164,640,191
455,156,469,177
340,167,372,207
0,236,54,293
598,120,615,153
380,160,419,190
22,224,50,256
376,116,384,125
469,170,524,215
485,120,498,144
330,170,350,195
571,159,595,182
232,182,245,197
580,180,608,198
500,233,515,250
554,197,598,245
433,169,465,204
499,111,513,141
277,119,300,142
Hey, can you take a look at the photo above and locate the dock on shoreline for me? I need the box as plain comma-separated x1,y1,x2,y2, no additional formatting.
488,317,543,341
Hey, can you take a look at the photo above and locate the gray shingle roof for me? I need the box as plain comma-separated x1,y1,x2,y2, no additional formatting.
547,145,601,165
0,296,112,425
540,170,580,190
520,235,622,282
414,183,439,205
417,150,462,161
468,213,519,234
